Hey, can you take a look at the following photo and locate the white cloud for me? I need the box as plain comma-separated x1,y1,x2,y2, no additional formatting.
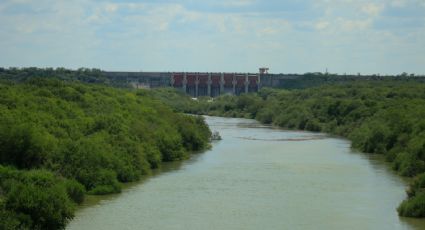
9,0,31,3
104,3,118,13
390,0,407,7
338,18,372,31
361,3,384,17
219,0,256,7
124,4,189,32
315,21,330,30
158,21,169,31
125,3,146,11
0,0,424,74
420,0,425,8
312,18,372,33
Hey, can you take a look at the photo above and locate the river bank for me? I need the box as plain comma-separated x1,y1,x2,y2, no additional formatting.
181,83,425,217
68,116,425,230
0,80,211,229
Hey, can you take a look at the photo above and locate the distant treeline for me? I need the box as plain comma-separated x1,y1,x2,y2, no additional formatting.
0,78,211,229
1,67,424,90
0,67,112,85
178,82,425,218
272,72,425,89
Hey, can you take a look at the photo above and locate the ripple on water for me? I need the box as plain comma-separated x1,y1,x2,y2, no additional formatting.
67,117,425,230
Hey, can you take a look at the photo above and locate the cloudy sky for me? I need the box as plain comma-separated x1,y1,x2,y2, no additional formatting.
0,0,424,74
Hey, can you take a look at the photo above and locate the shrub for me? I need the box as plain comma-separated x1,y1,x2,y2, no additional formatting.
86,169,121,195
398,192,425,217
62,179,85,204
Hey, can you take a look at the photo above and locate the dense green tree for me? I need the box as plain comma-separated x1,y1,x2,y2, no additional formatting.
0,78,211,228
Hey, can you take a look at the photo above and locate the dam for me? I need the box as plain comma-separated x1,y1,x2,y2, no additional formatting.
103,68,299,97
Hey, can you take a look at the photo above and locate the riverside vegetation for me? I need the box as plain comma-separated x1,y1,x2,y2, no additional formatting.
171,83,425,218
0,78,211,229
1,67,425,227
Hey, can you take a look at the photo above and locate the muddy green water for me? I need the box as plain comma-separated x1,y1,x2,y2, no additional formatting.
67,116,425,230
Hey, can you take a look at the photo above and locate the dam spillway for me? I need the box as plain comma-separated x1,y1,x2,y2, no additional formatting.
102,71,298,97
102,70,425,98
171,72,260,97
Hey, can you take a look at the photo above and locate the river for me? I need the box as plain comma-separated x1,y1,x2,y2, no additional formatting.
67,116,425,230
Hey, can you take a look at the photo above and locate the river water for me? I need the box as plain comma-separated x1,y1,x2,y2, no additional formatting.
67,116,425,230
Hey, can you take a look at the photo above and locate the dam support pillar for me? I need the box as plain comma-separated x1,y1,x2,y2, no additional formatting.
182,72,187,93
195,75,199,98
207,73,212,97
170,73,175,87
244,73,249,94
220,73,224,95
232,73,236,95
257,73,261,91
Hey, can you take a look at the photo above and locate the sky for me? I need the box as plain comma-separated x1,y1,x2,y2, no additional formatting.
0,0,424,74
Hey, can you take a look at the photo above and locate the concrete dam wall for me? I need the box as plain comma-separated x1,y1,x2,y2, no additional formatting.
103,71,299,97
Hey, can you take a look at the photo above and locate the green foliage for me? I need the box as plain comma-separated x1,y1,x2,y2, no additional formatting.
61,179,86,204
0,78,211,228
175,115,211,152
398,171,425,217
0,166,75,229
398,192,425,218
406,173,425,198
0,123,56,169
5,182,74,230
0,67,110,86
393,152,425,177
84,170,121,195
140,88,195,113
0,206,31,230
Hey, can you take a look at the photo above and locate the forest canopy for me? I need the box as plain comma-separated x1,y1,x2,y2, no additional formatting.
0,78,211,229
